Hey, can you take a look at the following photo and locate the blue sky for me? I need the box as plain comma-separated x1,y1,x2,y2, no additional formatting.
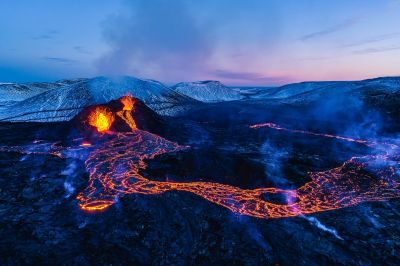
0,0,399,85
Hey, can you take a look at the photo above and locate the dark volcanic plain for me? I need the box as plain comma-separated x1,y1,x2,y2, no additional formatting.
1,92,400,265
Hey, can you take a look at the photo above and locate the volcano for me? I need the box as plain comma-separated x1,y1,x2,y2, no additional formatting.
1,77,400,265
73,96,164,135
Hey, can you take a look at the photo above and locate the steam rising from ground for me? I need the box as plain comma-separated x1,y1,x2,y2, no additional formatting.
61,160,78,198
302,216,343,240
260,140,292,187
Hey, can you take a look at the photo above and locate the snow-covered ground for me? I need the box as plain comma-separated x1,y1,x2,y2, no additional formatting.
172,81,244,102
0,80,83,106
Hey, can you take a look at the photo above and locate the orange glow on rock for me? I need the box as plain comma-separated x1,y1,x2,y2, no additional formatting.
88,107,114,132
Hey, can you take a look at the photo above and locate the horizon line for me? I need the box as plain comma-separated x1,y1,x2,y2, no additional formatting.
1,74,400,88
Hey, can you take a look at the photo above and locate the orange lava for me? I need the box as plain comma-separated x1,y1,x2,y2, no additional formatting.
116,95,137,130
75,117,400,217
79,200,114,212
120,95,134,111
88,106,114,132
80,142,92,147
250,122,370,146
3,102,400,219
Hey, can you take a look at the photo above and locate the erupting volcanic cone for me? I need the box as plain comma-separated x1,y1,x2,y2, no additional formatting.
73,96,164,136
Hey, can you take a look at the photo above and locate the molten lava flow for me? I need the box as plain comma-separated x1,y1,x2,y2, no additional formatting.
121,95,134,111
3,105,400,219
250,123,371,146
117,96,137,130
88,107,114,132
80,142,91,147
73,118,400,217
72,127,399,217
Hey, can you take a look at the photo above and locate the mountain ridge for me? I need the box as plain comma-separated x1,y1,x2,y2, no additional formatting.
1,75,399,122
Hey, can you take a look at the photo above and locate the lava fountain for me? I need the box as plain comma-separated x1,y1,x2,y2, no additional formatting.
117,96,137,130
120,95,134,111
88,106,114,132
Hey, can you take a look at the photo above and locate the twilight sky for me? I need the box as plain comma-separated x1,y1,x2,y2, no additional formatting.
0,0,399,85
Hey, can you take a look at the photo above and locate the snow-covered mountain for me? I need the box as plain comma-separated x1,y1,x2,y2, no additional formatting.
248,77,400,119
0,76,197,122
255,77,400,104
0,79,84,106
254,81,341,99
1,76,399,122
172,81,244,103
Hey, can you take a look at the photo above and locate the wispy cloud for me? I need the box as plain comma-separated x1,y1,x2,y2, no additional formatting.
299,55,337,61
214,69,288,83
74,46,92,55
353,46,400,55
300,43,400,61
340,32,400,48
32,29,59,40
300,18,359,41
43,57,77,64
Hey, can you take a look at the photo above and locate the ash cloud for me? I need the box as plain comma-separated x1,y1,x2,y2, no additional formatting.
96,0,215,82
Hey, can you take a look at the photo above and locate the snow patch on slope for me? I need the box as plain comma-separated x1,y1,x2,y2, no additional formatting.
0,80,82,105
172,81,244,103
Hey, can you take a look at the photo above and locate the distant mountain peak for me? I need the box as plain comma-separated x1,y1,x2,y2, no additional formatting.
172,80,243,103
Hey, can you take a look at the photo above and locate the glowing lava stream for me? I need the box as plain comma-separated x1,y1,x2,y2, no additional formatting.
116,95,137,130
2,99,399,219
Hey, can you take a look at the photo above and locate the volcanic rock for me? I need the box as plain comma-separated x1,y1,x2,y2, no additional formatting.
73,96,164,135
